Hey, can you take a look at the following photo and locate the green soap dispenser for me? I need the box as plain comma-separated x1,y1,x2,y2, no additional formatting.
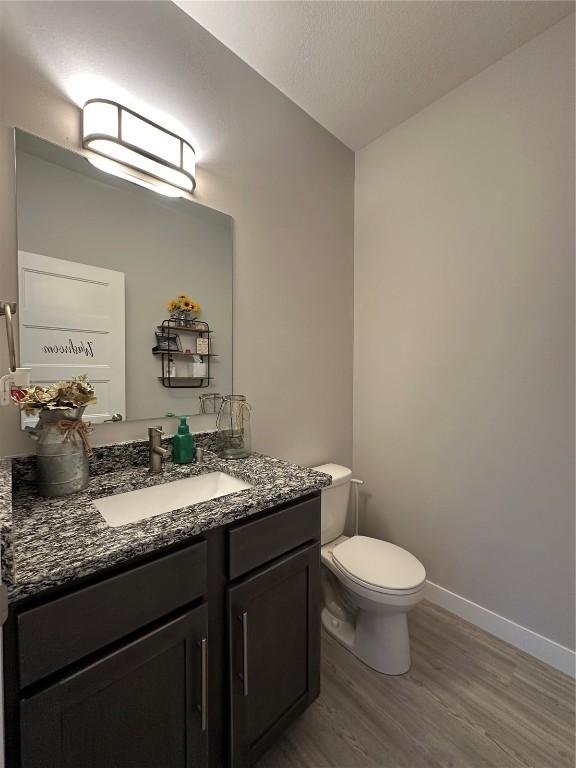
172,416,195,464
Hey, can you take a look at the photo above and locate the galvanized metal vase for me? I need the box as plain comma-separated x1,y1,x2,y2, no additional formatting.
170,309,196,328
28,407,90,497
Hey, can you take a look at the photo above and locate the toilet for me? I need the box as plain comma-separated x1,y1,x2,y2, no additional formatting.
313,463,426,675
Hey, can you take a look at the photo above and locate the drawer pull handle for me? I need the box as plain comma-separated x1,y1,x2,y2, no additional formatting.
198,637,208,731
239,611,249,697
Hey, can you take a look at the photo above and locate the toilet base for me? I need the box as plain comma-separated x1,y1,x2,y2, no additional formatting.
322,605,412,676
355,610,411,675
321,607,355,650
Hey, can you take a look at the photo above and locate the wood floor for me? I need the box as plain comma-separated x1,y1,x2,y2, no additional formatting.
258,601,575,768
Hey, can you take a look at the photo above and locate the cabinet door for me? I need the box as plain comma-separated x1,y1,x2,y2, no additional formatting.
228,544,320,767
20,606,209,768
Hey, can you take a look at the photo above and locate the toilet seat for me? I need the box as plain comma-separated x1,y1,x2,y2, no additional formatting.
332,536,426,596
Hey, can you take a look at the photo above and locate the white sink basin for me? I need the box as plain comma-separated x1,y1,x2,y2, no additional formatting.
94,472,252,528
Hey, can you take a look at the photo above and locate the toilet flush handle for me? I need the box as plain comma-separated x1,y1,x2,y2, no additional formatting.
351,478,364,536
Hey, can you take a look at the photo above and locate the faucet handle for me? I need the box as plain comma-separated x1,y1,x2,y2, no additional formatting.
148,425,167,473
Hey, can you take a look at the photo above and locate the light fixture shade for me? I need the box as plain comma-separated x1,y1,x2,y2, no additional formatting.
82,99,196,193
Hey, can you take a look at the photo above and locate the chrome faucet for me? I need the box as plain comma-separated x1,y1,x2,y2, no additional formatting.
148,426,168,473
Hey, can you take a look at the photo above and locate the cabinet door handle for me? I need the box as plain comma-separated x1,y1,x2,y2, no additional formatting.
239,611,249,697
198,637,208,731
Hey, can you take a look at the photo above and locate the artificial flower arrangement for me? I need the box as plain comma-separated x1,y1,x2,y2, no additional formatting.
13,375,97,496
167,294,201,316
13,374,97,414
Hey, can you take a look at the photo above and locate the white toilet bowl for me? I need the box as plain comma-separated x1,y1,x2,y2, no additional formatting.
321,535,425,674
313,464,426,676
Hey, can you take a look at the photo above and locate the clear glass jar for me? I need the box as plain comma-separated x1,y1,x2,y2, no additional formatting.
216,394,252,459
199,393,223,415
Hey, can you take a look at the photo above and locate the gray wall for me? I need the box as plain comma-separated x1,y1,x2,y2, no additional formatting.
0,1,354,463
16,145,233,422
354,17,575,649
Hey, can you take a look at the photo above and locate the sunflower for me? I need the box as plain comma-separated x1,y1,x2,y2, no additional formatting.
167,294,200,313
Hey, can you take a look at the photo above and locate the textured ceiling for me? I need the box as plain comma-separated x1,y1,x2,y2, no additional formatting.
176,0,574,150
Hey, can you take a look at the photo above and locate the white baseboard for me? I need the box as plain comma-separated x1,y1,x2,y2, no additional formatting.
425,580,576,678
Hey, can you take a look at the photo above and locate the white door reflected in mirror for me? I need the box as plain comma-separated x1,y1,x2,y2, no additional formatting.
18,251,126,428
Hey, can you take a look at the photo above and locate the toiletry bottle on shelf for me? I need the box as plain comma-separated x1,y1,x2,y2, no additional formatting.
184,348,193,378
172,416,195,464
191,353,207,378
167,356,176,379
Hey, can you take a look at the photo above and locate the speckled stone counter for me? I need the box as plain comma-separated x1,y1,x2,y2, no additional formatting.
0,435,331,603
0,459,14,588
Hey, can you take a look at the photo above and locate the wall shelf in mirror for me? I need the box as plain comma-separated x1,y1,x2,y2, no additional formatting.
154,318,214,389
158,376,213,389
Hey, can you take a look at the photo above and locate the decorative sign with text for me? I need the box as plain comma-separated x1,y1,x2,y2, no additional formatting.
22,327,109,366
42,339,96,358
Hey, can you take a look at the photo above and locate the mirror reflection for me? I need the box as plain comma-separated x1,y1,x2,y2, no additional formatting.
15,130,233,427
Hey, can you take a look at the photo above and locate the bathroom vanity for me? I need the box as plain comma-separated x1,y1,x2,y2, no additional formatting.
0,440,330,768
1,127,331,767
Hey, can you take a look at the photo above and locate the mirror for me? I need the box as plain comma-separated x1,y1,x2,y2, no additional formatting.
14,130,233,426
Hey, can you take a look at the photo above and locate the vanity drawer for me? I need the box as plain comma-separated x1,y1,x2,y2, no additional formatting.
227,494,320,579
17,540,207,687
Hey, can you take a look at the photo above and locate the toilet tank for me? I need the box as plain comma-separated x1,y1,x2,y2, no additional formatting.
313,463,353,545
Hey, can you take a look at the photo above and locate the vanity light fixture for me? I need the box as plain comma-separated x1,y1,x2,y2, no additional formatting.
86,156,183,198
82,99,196,194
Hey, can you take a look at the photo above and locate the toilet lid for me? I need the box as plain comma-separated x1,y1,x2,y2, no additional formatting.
332,536,426,593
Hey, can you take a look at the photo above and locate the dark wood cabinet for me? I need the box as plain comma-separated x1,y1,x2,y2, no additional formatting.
228,543,320,767
4,492,321,768
19,605,208,768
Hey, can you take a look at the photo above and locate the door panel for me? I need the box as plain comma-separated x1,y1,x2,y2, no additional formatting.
20,606,208,768
246,567,308,739
61,643,187,768
228,544,320,767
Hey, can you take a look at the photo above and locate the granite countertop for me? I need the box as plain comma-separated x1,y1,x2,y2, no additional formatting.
0,441,331,603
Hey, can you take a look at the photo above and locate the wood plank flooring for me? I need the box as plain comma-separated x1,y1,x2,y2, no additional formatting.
258,601,575,768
